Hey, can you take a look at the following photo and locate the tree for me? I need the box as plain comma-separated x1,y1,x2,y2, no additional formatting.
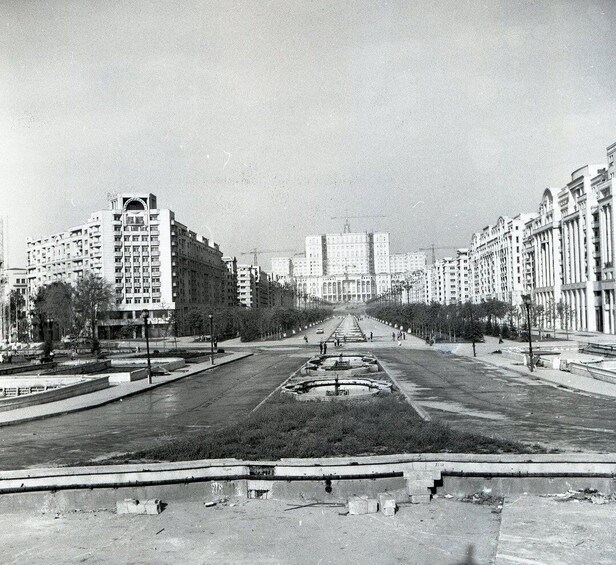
73,273,114,353
186,310,204,336
41,282,74,338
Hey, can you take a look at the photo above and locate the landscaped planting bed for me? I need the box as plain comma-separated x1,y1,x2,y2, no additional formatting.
118,393,545,463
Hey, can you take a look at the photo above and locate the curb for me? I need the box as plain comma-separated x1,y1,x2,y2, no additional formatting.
0,352,254,428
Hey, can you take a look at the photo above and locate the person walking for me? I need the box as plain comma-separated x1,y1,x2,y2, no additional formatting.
392,332,395,341
323,342,328,355
304,335,308,344
319,341,323,355
370,331,373,342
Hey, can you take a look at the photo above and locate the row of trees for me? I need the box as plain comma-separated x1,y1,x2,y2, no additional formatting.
31,273,114,352
368,297,576,343
183,306,333,342
368,298,542,343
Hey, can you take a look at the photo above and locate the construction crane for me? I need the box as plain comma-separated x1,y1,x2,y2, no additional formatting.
418,245,460,265
239,248,300,267
330,210,387,233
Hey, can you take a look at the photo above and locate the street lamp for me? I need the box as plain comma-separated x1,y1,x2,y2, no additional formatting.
208,313,214,365
522,294,534,373
141,309,152,384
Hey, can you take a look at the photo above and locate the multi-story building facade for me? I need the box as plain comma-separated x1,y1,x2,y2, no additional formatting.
27,193,229,337
389,252,427,281
469,214,535,305
0,267,28,343
422,249,470,306
523,143,616,333
274,231,393,303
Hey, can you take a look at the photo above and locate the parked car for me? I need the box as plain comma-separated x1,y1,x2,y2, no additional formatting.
315,329,324,334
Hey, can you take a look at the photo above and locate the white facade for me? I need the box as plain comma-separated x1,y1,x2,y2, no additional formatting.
426,249,469,305
390,252,427,277
27,193,228,337
469,214,534,305
277,231,393,303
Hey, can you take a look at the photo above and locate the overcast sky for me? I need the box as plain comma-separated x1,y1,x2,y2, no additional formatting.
2,0,616,268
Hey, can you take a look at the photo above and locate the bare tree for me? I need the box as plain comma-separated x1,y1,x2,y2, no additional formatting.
73,273,114,353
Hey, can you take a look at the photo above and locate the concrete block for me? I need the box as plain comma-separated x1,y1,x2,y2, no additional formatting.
116,498,162,515
411,494,431,504
362,496,378,514
406,480,434,495
378,493,397,516
348,496,368,515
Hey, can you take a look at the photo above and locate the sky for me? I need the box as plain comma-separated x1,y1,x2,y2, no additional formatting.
2,0,616,268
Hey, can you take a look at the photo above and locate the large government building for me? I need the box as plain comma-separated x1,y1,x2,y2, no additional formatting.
272,231,426,303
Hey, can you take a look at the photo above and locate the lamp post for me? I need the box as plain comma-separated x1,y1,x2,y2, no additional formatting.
209,313,214,365
522,294,534,372
468,302,476,357
141,309,152,384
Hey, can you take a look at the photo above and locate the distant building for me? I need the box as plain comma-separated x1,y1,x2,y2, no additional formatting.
469,214,535,305
276,231,393,303
27,193,230,337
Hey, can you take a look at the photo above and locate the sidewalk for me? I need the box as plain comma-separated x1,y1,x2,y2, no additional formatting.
0,351,253,427
437,336,616,399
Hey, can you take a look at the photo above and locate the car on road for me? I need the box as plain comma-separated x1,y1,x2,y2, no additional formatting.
315,329,324,334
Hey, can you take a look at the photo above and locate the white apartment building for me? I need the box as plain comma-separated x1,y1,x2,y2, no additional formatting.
428,249,469,305
390,252,427,278
469,214,534,306
524,142,616,333
27,193,229,337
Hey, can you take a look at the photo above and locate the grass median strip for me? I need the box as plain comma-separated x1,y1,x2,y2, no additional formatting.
114,393,544,463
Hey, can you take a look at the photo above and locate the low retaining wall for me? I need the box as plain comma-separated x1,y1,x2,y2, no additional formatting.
0,363,56,376
1,453,614,495
0,377,110,412
43,360,111,375
569,361,616,385
107,368,148,384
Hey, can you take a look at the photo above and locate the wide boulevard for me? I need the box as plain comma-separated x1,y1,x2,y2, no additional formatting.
1,314,615,469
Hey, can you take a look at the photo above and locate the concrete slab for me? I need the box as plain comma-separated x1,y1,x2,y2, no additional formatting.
496,495,616,564
2,498,501,564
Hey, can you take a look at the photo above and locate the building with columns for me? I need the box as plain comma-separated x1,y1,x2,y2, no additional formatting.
469,214,535,306
524,142,616,333
272,231,393,303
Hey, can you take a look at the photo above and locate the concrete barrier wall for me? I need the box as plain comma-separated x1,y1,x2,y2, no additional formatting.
0,363,56,376
0,377,110,412
43,360,111,375
569,362,616,385
1,453,615,494
107,368,148,383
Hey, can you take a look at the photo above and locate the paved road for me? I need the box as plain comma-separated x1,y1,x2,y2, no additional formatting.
378,347,616,452
0,348,309,470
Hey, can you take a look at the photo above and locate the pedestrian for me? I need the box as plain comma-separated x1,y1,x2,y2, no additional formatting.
323,342,327,355
370,331,373,341
214,337,218,350
319,341,323,355
6,350,12,363
403,332,406,340
392,332,395,341
304,335,308,344
343,335,346,343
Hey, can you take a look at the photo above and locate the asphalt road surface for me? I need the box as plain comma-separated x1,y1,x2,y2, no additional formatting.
0,349,308,470
378,347,616,452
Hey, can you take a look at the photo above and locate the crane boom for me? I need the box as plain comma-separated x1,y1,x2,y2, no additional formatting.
330,209,387,233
